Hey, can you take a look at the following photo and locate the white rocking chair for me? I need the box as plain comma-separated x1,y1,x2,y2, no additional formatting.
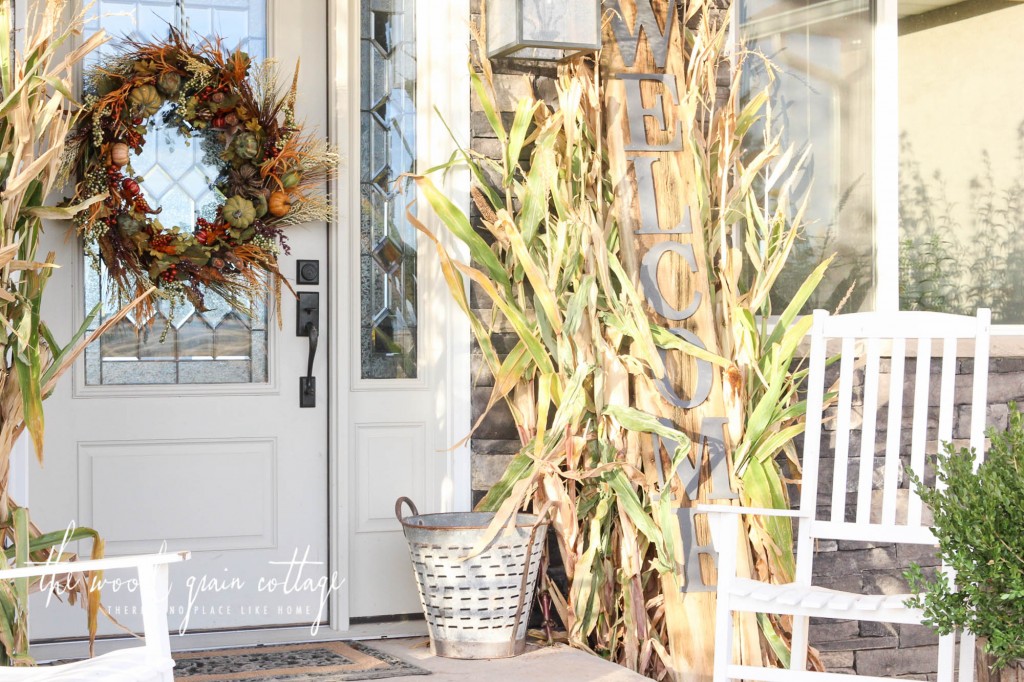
699,309,991,682
0,551,189,681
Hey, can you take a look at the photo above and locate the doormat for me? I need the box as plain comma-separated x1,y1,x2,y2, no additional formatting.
172,641,431,681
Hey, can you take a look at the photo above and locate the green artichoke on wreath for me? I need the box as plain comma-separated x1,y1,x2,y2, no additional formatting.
147,260,171,279
128,85,162,118
223,196,256,229
231,132,260,161
156,71,182,97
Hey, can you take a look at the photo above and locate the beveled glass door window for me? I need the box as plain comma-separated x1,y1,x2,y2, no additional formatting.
360,0,418,380
82,0,269,386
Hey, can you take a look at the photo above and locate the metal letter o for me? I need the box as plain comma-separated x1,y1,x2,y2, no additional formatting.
640,241,702,321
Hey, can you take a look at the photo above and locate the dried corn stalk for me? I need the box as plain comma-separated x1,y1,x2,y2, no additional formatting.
413,3,830,679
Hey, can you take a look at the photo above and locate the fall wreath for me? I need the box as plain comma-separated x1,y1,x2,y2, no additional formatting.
64,32,336,312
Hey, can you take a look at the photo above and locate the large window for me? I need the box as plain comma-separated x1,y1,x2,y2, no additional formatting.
739,0,1024,326
740,0,876,313
897,0,1024,323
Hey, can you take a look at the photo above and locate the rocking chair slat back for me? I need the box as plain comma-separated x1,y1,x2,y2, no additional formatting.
881,337,906,526
856,336,882,525
803,310,990,545
828,335,857,523
703,309,991,681
908,336,933,527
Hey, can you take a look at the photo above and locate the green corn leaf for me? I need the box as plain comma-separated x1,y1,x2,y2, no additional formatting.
742,458,796,579
414,175,511,292
518,135,555,243
752,424,806,466
0,1,11,97
12,508,29,637
406,207,502,372
14,272,44,463
470,70,507,146
735,90,768,140
757,613,792,668
505,215,561,334
3,525,101,562
648,323,730,368
606,469,669,562
454,260,554,374
476,452,535,512
764,257,833,350
0,584,17,664
604,404,691,457
548,363,592,437
506,97,538,182
432,106,505,211
41,302,102,387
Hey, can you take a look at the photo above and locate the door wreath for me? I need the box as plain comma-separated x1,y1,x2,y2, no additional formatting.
64,31,337,312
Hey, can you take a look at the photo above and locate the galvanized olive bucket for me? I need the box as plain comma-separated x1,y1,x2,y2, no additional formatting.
395,497,547,659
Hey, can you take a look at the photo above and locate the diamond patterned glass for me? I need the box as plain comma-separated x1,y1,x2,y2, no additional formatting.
83,0,270,386
360,0,418,379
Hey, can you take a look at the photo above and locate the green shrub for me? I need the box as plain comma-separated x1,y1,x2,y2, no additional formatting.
905,403,1024,669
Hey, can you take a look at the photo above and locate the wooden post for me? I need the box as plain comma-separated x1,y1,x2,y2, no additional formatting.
601,0,763,679
978,648,1024,682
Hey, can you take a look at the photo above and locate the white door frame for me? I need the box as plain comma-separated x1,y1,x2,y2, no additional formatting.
327,0,472,632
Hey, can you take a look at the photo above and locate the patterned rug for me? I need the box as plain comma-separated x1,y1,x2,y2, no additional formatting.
172,641,431,681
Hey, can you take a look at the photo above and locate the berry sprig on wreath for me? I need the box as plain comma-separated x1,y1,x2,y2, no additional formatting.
63,31,337,314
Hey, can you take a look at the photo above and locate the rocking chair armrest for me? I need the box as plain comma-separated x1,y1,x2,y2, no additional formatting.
694,505,807,558
0,551,190,580
692,504,808,519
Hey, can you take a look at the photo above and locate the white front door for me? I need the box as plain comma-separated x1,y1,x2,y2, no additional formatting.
32,0,331,637
26,0,470,640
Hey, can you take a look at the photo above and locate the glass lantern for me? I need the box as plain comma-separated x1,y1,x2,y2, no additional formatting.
487,0,602,60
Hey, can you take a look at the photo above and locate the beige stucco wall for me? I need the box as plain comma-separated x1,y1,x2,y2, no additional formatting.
898,4,1024,238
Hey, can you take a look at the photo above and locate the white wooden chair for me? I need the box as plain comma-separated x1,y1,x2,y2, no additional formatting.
698,309,991,682
0,551,189,681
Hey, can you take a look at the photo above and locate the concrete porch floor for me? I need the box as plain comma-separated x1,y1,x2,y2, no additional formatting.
369,637,649,681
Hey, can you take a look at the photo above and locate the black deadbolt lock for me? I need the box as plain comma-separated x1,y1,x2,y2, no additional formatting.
297,259,320,285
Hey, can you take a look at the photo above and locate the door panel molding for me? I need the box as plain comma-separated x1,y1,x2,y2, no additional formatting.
77,438,278,554
354,423,425,534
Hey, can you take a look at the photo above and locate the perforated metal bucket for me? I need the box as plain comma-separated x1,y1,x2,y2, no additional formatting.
395,497,547,659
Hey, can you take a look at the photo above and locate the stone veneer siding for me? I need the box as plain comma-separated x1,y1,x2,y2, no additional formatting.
464,2,1024,677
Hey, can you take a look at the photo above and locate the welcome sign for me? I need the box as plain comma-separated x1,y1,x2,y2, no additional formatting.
601,0,759,675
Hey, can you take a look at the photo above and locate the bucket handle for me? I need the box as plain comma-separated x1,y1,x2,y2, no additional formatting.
508,500,554,655
394,497,419,525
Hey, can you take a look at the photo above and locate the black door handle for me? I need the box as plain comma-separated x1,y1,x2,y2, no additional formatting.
306,322,319,380
298,292,319,408
300,322,318,408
